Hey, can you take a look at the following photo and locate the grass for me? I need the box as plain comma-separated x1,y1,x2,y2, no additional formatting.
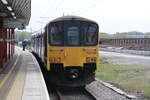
96,57,150,99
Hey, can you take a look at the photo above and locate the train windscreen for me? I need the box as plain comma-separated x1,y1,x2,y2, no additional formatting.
49,22,63,45
48,21,98,46
82,22,98,46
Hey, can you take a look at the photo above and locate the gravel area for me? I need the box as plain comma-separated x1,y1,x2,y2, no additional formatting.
100,51,150,68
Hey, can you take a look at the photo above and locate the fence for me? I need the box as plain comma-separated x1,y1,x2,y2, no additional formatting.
100,48,150,56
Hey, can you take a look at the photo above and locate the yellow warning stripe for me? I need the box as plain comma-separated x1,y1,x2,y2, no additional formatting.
0,49,20,88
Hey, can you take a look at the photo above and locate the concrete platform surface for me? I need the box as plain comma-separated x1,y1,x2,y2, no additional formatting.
0,47,50,100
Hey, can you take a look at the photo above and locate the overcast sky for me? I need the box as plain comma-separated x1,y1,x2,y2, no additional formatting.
26,0,150,34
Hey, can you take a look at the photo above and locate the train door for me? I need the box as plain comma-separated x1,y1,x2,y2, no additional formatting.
44,26,48,66
64,21,82,66
41,34,44,62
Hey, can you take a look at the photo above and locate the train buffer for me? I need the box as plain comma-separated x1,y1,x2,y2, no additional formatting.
0,47,50,100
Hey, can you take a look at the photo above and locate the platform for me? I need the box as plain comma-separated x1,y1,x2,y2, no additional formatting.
0,47,49,100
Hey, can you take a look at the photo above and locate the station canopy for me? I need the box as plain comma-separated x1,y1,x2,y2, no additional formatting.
0,0,31,29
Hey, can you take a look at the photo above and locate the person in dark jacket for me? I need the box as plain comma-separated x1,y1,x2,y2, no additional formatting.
22,40,27,51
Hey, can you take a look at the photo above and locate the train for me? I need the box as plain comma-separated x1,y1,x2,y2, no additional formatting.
31,16,99,87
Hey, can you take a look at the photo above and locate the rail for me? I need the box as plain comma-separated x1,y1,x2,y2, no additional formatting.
48,86,97,100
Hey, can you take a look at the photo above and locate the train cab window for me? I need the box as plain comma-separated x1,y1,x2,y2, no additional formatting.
49,23,63,45
67,26,79,45
83,23,98,46
64,21,80,46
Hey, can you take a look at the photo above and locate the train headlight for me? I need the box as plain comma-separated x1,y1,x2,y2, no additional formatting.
55,57,61,63
86,57,96,63
86,57,91,62
49,57,61,63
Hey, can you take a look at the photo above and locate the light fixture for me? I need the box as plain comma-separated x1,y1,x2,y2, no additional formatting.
7,6,12,11
1,0,8,5
11,12,15,16
13,16,16,19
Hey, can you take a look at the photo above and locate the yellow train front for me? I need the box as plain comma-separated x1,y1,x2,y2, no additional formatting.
32,16,99,87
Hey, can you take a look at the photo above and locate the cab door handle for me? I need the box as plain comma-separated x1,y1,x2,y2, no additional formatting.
64,52,67,57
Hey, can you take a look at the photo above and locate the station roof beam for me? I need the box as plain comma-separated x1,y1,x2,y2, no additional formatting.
0,0,31,29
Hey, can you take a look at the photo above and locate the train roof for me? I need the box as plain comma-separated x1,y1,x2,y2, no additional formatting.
32,16,98,38
46,16,97,26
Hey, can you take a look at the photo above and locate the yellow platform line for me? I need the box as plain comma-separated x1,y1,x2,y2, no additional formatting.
0,49,20,88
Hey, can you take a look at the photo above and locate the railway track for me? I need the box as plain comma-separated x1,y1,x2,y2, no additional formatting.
48,86,97,100
33,53,97,100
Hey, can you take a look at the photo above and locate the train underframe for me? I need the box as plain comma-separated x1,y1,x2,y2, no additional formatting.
47,63,96,87
32,52,96,87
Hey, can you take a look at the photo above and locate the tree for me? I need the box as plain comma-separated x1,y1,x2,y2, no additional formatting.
100,32,110,38
15,31,31,42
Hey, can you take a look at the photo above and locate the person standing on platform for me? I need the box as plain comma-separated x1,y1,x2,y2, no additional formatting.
22,40,27,51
